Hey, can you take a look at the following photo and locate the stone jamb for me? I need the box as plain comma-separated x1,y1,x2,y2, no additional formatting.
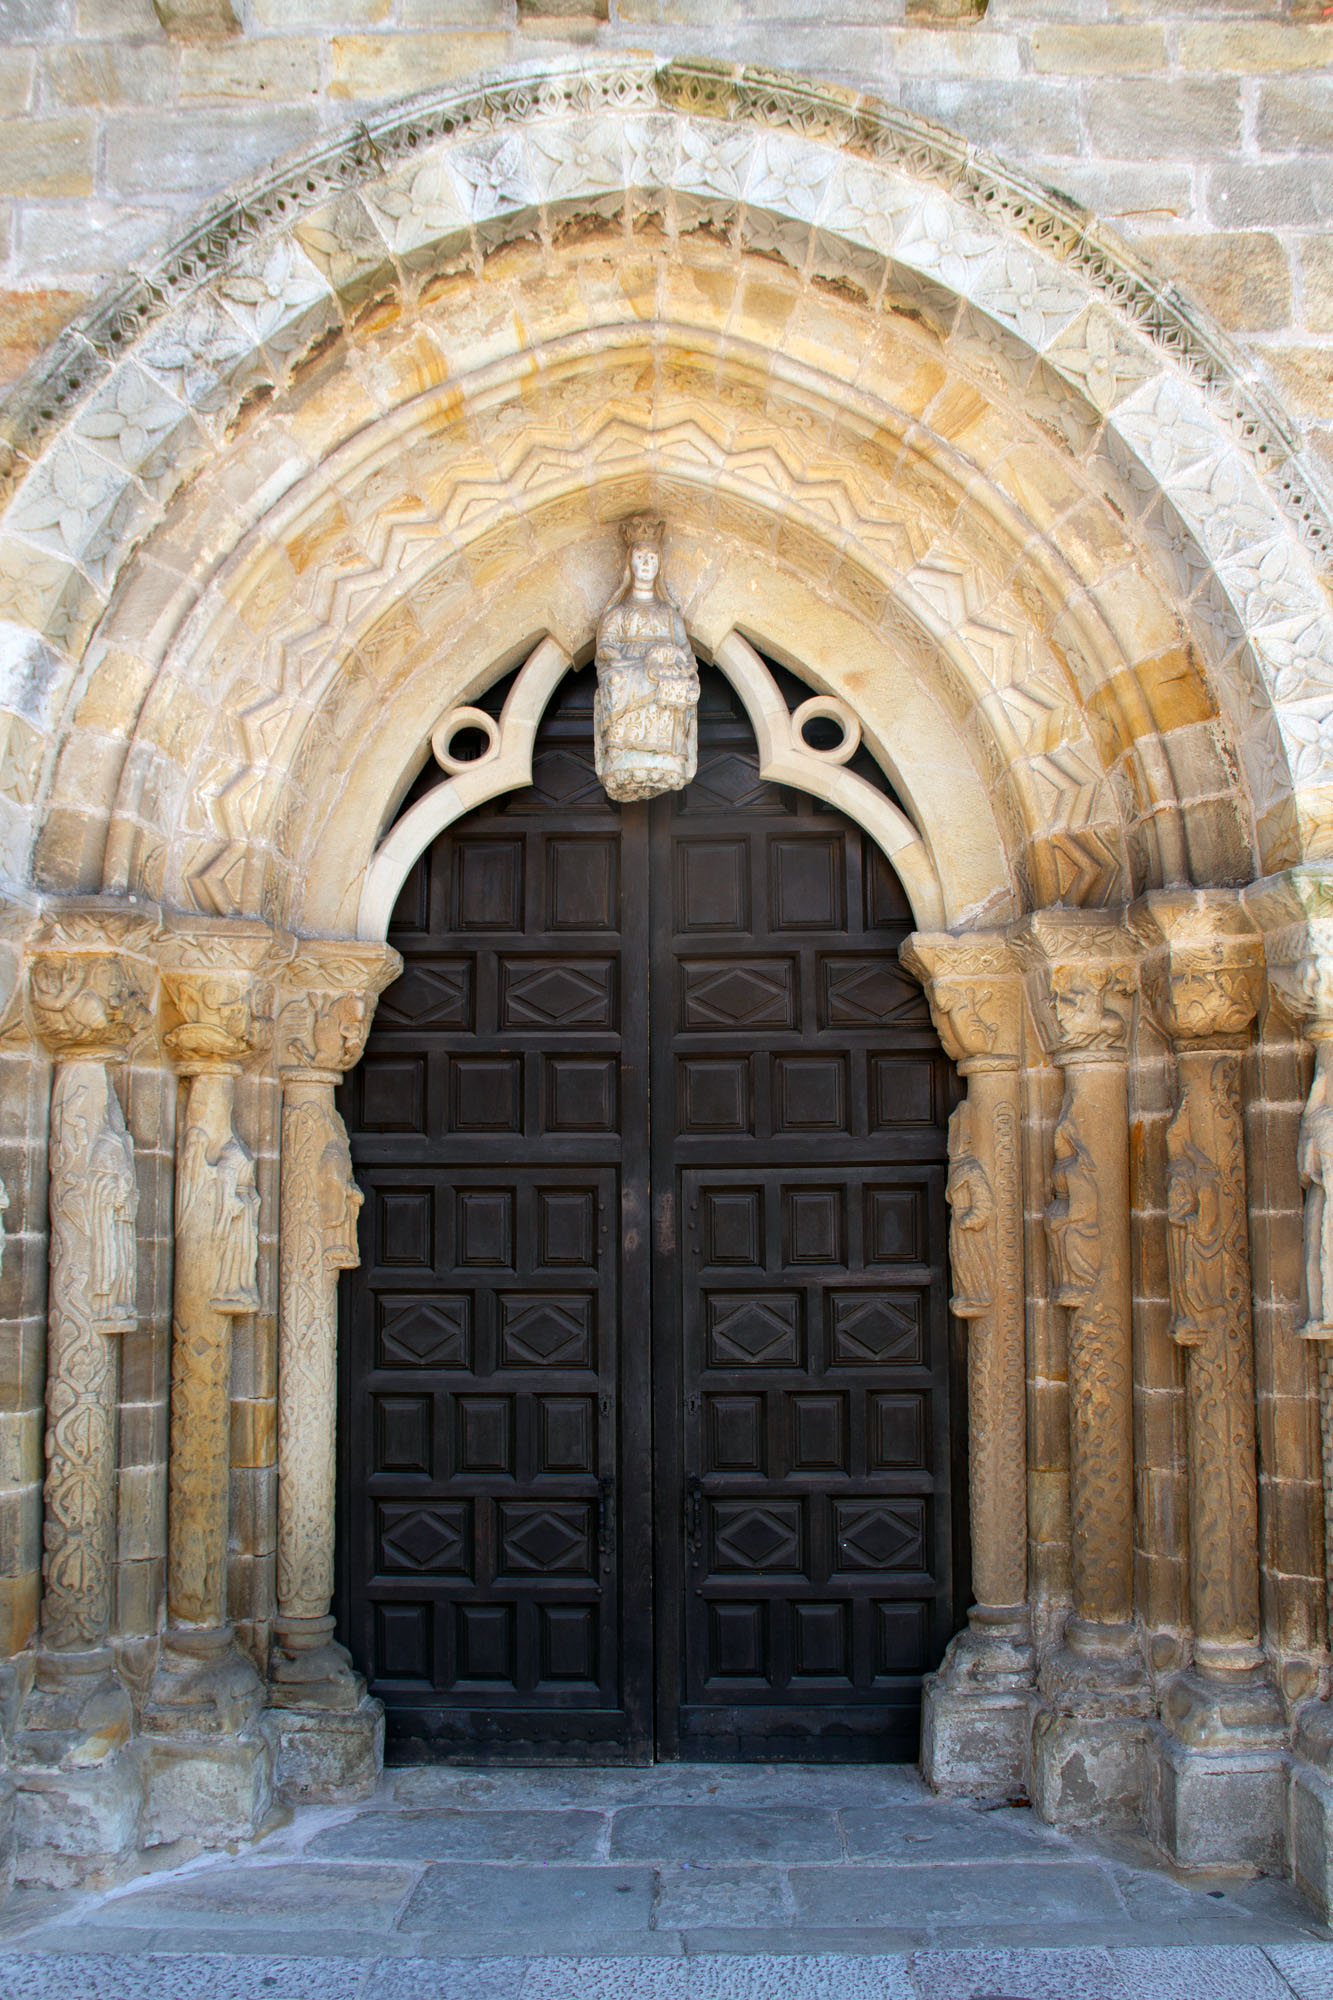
1136,890,1286,1870
263,939,399,1805
138,916,290,1849
1020,911,1153,1828
13,903,157,1883
900,929,1032,1795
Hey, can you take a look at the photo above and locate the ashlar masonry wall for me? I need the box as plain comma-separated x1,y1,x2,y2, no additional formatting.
1,1,1333,466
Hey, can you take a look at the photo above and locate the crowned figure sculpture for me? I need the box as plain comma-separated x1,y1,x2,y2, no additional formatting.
593,516,699,802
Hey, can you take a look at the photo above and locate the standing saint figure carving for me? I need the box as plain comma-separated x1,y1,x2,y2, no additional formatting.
1299,1039,1333,1339
1045,1099,1101,1310
1165,1095,1224,1346
594,515,699,802
945,1100,995,1320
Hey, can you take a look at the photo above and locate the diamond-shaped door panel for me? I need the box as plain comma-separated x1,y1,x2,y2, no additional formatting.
820,957,928,1027
834,1500,925,1572
499,1503,593,1577
681,959,795,1029
503,746,606,812
377,1295,471,1369
377,960,473,1029
680,749,787,815
377,1502,470,1576
499,1294,594,1369
829,1291,924,1366
706,1293,802,1368
711,1501,802,1574
501,958,615,1028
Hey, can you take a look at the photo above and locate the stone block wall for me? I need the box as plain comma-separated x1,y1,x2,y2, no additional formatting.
0,1,1331,471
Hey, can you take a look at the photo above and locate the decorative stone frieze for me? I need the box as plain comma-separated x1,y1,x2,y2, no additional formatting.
1137,892,1284,1870
1020,912,1150,1828
264,940,399,1804
15,905,157,1883
902,932,1031,1794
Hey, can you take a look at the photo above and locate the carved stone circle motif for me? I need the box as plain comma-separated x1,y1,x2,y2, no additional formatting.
0,54,1329,931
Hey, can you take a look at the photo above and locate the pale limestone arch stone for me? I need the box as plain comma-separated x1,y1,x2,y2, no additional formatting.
0,53,1328,927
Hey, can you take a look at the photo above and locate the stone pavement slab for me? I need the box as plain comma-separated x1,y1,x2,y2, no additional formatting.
308,1807,607,1862
1,1762,1332,1996
609,1805,843,1863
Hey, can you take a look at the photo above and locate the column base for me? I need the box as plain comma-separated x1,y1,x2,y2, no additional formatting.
1148,1665,1287,1870
139,1625,272,1848
12,1649,141,1886
1288,1700,1333,1917
140,1625,265,1738
141,1729,273,1850
267,1615,363,1712
262,1698,384,1804
1029,1626,1153,1828
920,1608,1035,1796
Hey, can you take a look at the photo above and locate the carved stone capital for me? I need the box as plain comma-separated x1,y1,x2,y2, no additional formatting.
1018,912,1136,1062
1134,891,1263,1048
900,931,1022,1069
1246,867,1333,1031
277,942,402,1080
159,918,291,1070
28,905,157,1060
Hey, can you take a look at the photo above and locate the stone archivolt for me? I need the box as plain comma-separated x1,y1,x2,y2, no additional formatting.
0,44,1331,1912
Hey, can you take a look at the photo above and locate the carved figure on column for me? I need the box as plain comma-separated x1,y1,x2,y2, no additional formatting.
1299,1040,1333,1340
946,1100,994,1319
1165,1095,1225,1346
268,946,398,1798
18,922,153,1835
594,516,699,803
1045,1097,1100,1310
178,1095,260,1317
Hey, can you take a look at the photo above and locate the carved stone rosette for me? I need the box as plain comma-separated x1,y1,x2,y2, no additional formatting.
1023,915,1140,1668
902,934,1028,1670
270,942,399,1712
1140,895,1268,1691
24,912,154,1745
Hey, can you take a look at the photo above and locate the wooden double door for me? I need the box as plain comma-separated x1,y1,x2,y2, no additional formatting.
338,667,960,1763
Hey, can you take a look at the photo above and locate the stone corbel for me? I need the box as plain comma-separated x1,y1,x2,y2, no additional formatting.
901,930,1030,1791
267,941,398,1795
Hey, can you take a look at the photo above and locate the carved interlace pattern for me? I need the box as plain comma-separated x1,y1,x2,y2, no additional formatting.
1067,1297,1134,1628
1174,1051,1261,1648
277,1084,361,1620
43,1062,137,1651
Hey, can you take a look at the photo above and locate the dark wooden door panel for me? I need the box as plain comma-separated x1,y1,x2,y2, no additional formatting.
340,664,958,1764
339,677,652,1761
651,677,957,1763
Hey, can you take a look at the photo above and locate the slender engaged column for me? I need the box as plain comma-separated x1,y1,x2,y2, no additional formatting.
1138,893,1285,1866
17,915,153,1813
1023,913,1149,1826
902,933,1031,1794
144,940,277,1746
269,944,397,1724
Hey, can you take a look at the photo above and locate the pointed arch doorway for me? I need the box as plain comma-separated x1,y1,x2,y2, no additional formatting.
337,664,962,1764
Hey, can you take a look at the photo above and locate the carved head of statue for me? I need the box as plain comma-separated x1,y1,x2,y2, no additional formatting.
618,514,667,601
